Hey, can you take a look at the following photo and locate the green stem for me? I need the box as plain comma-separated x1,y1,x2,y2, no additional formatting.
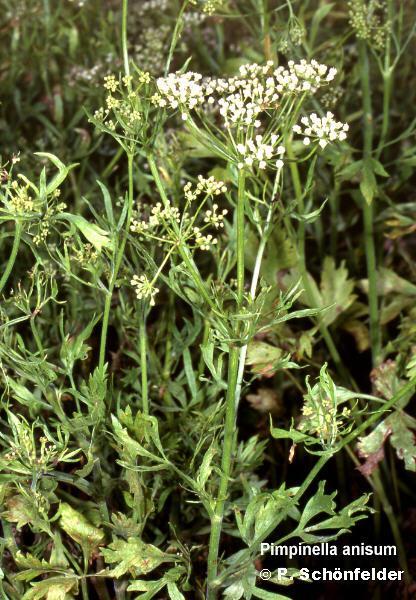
235,170,282,408
121,0,130,80
98,153,134,372
236,171,246,305
359,41,382,367
139,306,149,415
0,221,22,295
206,169,248,598
376,0,394,159
206,347,239,599
165,1,189,75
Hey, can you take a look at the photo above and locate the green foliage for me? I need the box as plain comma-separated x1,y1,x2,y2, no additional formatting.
1,0,416,598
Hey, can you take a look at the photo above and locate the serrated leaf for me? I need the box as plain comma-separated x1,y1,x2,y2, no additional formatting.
320,257,356,325
246,342,283,377
389,412,416,471
21,576,78,600
102,537,174,577
59,503,104,555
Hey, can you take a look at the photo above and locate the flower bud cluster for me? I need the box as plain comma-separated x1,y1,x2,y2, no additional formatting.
298,365,353,449
348,0,390,51
9,181,35,213
193,228,218,250
93,71,151,137
203,204,228,229
183,175,227,202
130,201,181,235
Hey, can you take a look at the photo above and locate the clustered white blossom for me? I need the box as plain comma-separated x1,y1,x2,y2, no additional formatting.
130,201,181,235
203,204,228,228
136,0,169,16
293,112,349,148
153,59,338,124
183,175,227,202
193,228,218,250
153,72,206,118
236,135,285,170
131,274,159,306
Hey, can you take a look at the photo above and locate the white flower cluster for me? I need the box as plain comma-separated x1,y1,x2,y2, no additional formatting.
204,204,228,228
153,59,337,126
183,175,227,202
193,227,218,250
136,0,169,16
293,112,349,148
131,274,159,306
130,201,181,235
236,135,285,170
153,72,205,118
276,60,337,93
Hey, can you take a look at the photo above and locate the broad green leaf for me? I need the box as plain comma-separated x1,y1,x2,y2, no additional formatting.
247,584,291,600
389,412,416,471
196,443,217,490
360,159,378,205
294,483,372,543
59,503,104,555
102,537,174,577
60,213,113,251
21,575,78,600
310,3,334,45
299,493,372,542
245,229,297,286
270,427,310,444
2,495,50,533
319,257,356,325
96,179,114,225
246,342,282,377
297,481,336,532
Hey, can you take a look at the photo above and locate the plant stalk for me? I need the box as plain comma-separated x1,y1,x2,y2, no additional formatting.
206,170,248,598
121,0,130,80
0,221,22,295
98,153,134,372
139,306,149,415
206,347,239,598
358,41,382,367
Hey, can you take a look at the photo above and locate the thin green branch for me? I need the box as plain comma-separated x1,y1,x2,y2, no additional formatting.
0,221,22,296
